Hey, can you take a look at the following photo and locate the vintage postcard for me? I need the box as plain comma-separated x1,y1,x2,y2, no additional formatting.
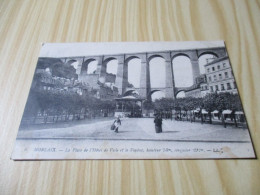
12,41,255,160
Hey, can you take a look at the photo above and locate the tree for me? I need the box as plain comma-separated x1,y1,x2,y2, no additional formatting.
154,98,174,110
143,100,154,110
127,82,134,88
36,58,78,79
203,93,219,124
52,62,78,79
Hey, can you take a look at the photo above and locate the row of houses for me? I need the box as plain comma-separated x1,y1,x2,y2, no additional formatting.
32,68,119,99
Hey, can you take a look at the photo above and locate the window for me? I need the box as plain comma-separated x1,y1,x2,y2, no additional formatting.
214,75,217,81
217,65,220,70
212,67,215,71
208,76,212,82
227,83,231,90
233,81,237,89
219,73,222,80
205,86,208,90
223,63,226,68
225,72,228,78
221,84,225,90
215,85,219,91
207,68,210,73
210,86,213,92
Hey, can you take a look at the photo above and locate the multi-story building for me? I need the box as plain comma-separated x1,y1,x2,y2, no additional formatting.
204,56,238,94
185,56,238,98
185,74,207,98
78,72,119,100
33,67,120,100
33,68,88,96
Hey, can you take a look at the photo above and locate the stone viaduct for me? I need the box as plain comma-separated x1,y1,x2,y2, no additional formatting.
60,47,227,100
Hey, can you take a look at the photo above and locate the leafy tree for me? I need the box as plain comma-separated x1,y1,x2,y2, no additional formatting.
143,100,154,110
52,63,78,79
127,82,134,88
154,98,174,110
36,58,78,79
203,93,219,123
36,58,62,69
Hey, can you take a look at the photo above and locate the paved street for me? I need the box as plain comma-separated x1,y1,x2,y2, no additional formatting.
17,118,252,142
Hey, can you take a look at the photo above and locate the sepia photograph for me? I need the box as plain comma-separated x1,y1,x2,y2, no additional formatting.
12,41,255,159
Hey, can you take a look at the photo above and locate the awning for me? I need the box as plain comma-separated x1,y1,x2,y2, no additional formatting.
222,110,232,114
235,111,244,115
201,109,208,114
212,110,219,114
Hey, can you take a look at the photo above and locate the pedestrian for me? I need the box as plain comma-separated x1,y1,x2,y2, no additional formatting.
154,115,163,133
113,116,121,133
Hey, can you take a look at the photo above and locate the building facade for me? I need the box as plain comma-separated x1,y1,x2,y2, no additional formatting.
185,74,207,98
204,56,238,94
33,67,119,100
185,56,238,98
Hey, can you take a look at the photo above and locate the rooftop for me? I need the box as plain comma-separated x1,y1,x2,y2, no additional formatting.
204,56,229,67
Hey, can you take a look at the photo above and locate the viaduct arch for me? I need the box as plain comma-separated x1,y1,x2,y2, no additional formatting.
59,47,227,100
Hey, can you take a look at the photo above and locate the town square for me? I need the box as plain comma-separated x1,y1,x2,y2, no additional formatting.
12,41,255,159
